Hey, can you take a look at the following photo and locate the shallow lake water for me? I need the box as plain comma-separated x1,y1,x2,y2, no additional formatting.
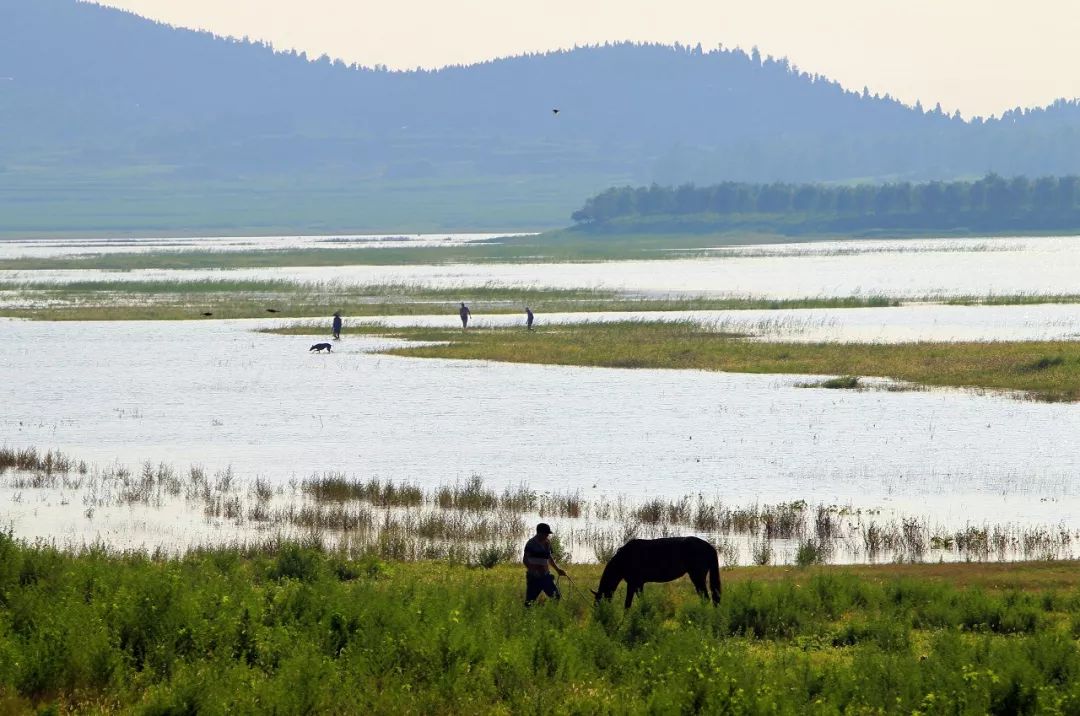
0,232,517,259
5,235,1080,299
3,318,1080,539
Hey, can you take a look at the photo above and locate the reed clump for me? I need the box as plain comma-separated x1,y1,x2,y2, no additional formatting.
436,475,499,511
303,474,424,507
0,446,81,474
817,375,861,389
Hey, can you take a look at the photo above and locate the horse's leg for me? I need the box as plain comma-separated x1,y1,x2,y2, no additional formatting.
625,582,642,609
689,570,709,600
709,564,722,605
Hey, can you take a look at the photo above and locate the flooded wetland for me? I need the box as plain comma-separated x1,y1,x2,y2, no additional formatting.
4,233,1080,564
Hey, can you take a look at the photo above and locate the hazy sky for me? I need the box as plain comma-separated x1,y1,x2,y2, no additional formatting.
92,0,1079,118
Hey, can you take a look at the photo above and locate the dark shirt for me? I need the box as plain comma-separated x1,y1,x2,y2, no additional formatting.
459,306,471,319
332,316,342,330
523,536,552,574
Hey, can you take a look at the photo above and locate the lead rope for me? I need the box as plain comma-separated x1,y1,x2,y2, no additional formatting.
557,573,589,603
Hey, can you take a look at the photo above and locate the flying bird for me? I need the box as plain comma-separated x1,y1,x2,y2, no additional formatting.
201,312,213,317
552,108,560,115
265,308,279,313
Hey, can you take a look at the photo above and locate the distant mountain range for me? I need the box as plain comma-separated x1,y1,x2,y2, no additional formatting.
2,0,1080,235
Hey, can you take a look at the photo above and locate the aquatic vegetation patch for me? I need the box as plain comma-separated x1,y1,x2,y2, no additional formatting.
801,375,861,390
0,446,85,475
303,473,424,506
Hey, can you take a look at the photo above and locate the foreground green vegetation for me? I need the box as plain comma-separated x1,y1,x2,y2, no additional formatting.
267,321,1080,402
4,535,1080,713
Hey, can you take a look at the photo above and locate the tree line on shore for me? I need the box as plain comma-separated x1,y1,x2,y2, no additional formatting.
571,174,1080,233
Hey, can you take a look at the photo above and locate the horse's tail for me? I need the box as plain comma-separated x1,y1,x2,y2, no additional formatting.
708,546,722,605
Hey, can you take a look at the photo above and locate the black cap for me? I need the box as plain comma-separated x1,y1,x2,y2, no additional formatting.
536,523,553,535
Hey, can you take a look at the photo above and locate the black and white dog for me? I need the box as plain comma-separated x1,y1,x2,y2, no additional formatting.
309,343,333,353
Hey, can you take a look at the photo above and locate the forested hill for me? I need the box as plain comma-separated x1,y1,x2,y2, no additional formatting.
571,176,1080,235
2,0,1080,234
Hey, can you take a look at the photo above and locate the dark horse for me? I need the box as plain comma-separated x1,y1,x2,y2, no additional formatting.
593,536,721,608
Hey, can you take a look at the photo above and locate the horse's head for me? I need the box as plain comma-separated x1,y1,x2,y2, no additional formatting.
593,556,622,602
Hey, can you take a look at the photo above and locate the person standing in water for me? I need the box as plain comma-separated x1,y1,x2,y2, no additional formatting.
332,312,343,340
525,306,534,330
459,302,472,329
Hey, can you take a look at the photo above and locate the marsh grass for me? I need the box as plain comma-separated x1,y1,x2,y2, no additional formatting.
436,475,499,511
946,292,1080,306
0,446,83,474
6,446,1078,571
16,269,1080,323
752,540,773,566
303,474,424,507
795,538,829,566
634,498,675,525
538,491,585,518
328,320,1080,402
1,277,920,321
0,281,625,321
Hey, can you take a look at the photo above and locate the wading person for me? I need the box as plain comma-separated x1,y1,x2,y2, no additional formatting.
525,306,534,330
459,302,472,330
332,312,343,340
523,523,568,606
